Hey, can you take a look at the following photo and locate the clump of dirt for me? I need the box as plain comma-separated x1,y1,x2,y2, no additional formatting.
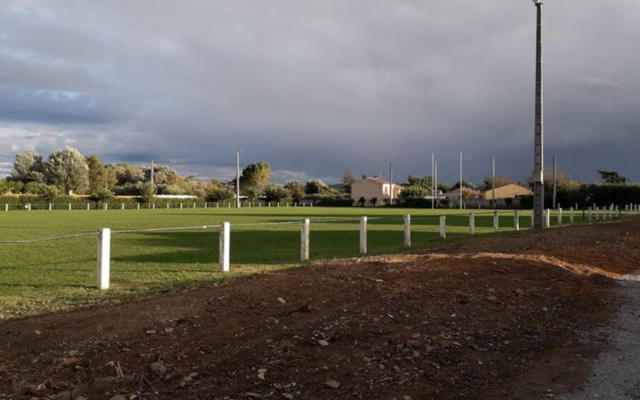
2,220,640,399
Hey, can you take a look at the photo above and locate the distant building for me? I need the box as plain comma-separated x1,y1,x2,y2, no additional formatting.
484,184,533,200
351,177,402,206
442,188,482,208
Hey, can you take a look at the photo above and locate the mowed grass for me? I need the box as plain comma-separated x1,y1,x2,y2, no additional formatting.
0,206,570,319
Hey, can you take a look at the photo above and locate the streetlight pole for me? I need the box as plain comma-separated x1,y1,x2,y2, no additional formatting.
532,0,545,228
235,149,242,208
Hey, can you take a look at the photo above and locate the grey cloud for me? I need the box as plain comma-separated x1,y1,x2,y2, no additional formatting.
0,0,639,185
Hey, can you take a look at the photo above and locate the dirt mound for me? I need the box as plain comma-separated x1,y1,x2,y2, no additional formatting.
2,220,640,399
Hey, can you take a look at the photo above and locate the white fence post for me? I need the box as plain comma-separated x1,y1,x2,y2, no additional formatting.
137,203,140,210
219,222,230,272
87,203,90,210
514,210,520,231
469,212,475,235
103,203,108,211
301,219,310,261
588,207,592,221
493,211,499,232
531,209,535,228
28,203,31,211
404,214,411,247
544,209,550,228
570,207,574,224
97,228,111,290
439,215,446,239
5,204,8,212
180,203,183,209
359,217,367,254
596,207,600,221
557,208,563,226
49,203,52,211
152,203,155,210
609,206,613,220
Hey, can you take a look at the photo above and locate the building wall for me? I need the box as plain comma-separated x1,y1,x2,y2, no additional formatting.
352,180,394,205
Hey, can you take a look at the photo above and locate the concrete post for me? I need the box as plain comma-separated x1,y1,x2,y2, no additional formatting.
193,202,196,209
5,204,8,212
595,207,600,221
404,215,411,247
97,228,111,290
87,203,90,210
469,212,475,235
609,206,613,220
570,207,574,224
219,222,230,272
49,203,52,211
301,219,310,261
69,203,72,211
493,211,499,232
180,203,183,209
557,208,562,226
440,215,446,239
544,209,550,228
121,203,124,210
137,203,140,210
103,203,108,211
28,204,31,211
359,217,367,254
205,202,208,209
514,210,520,231
615,205,620,219
166,203,170,209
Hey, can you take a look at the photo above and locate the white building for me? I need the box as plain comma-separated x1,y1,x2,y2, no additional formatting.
351,177,402,206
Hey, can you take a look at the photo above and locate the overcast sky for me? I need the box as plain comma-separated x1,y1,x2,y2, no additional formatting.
1,1,639,185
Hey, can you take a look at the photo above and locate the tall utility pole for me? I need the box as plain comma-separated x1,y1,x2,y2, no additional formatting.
434,160,438,209
150,160,154,187
235,149,242,208
459,152,463,210
492,157,496,209
532,0,545,228
552,155,557,209
431,153,435,209
389,162,394,205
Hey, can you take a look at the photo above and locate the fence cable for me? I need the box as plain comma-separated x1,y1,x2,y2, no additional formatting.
0,232,98,244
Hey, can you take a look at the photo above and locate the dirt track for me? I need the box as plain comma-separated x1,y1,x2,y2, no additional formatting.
2,220,640,399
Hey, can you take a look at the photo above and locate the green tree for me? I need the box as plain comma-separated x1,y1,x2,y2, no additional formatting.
0,181,9,195
284,181,305,201
341,169,355,193
138,182,156,203
44,147,90,194
206,186,235,202
263,183,291,202
39,184,62,203
240,162,271,192
87,155,117,192
305,179,329,195
598,170,629,184
399,185,429,199
244,186,263,202
11,149,44,183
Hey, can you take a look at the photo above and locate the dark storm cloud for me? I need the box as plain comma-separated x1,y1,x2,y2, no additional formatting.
0,0,639,184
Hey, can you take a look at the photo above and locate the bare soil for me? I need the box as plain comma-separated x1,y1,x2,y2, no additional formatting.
2,220,640,400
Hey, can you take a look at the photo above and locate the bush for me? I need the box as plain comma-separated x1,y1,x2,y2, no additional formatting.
316,197,354,207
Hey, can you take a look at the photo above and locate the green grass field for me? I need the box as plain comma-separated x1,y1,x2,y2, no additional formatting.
0,207,581,319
